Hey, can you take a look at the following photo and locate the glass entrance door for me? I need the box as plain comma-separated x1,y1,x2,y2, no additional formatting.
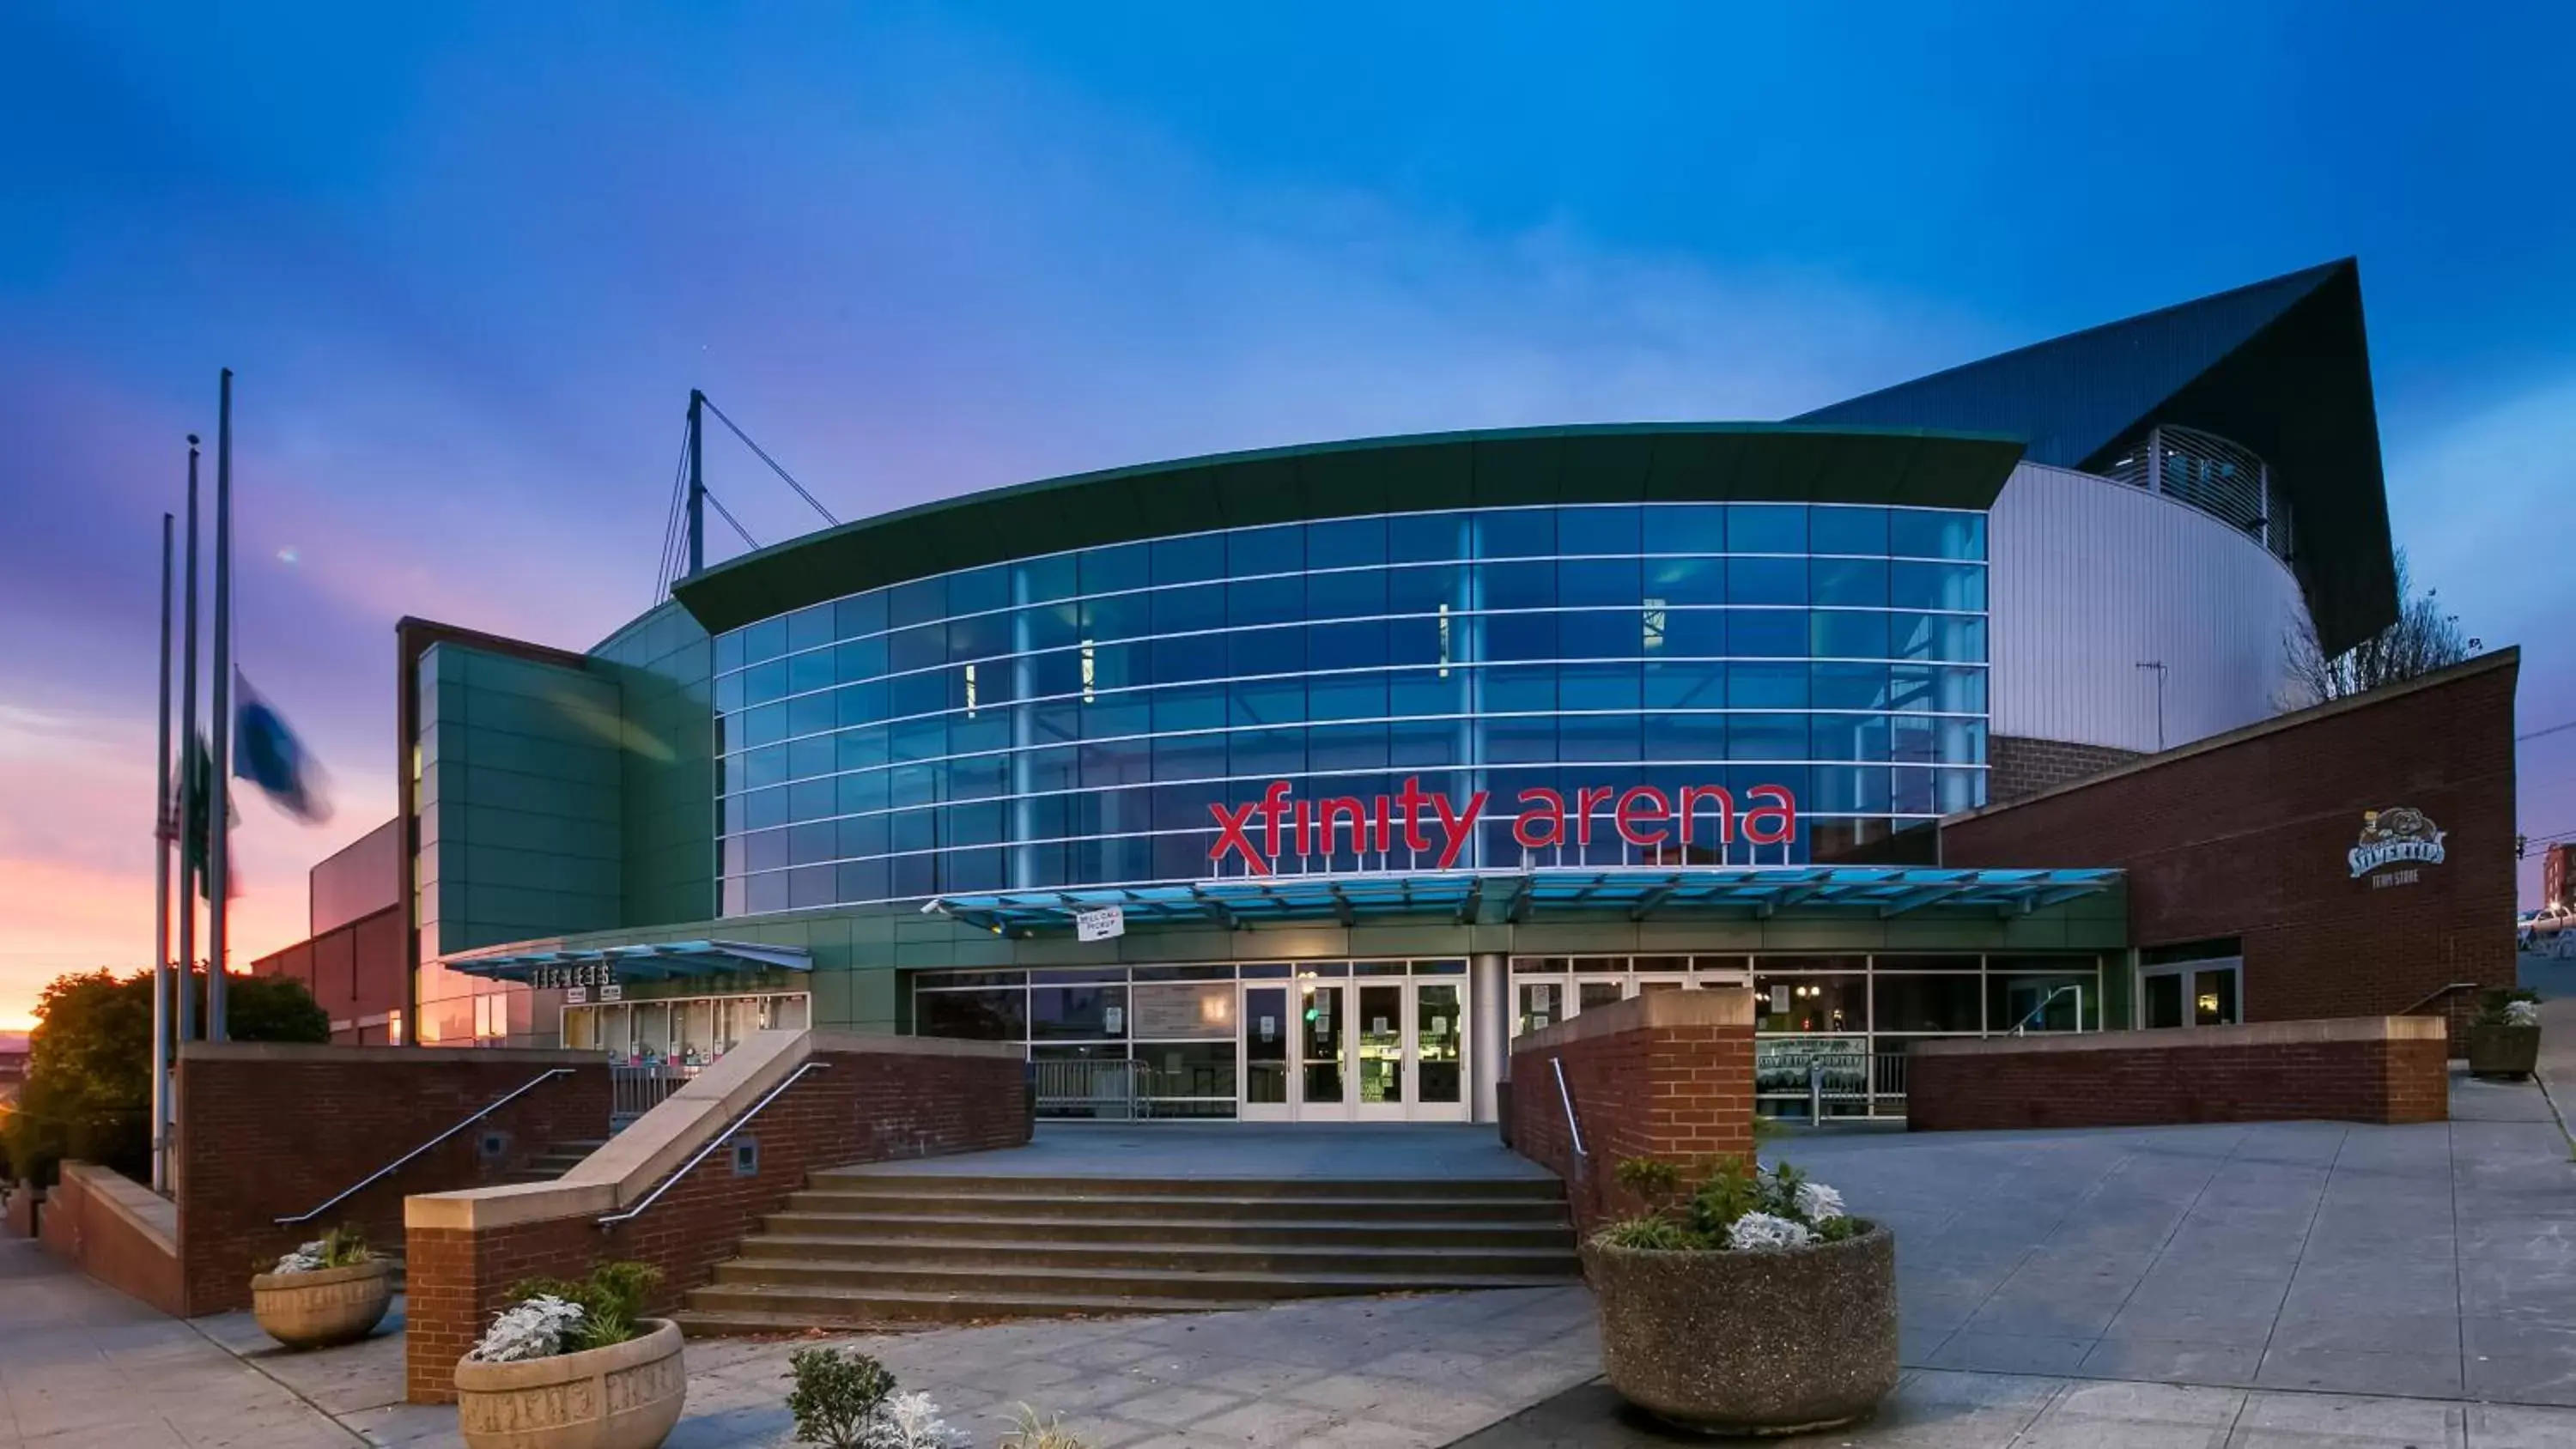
2140,959,2242,1029
1413,981,1467,1121
1242,985,1290,1121
1297,981,1351,1121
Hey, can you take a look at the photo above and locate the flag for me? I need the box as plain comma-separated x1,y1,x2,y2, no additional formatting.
179,732,243,899
233,671,332,823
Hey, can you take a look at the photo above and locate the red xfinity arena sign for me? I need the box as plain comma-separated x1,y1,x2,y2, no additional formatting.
1206,778,1799,876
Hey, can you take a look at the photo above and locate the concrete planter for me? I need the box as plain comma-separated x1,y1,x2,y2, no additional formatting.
2467,1024,2541,1080
1583,1226,1897,1435
250,1259,393,1349
455,1319,686,1449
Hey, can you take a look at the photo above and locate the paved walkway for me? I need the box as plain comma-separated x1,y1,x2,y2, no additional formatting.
0,1234,357,1448
8,1072,2573,1447
1773,1070,2576,1404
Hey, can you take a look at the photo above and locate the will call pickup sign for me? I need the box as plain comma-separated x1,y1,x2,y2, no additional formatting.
1206,777,1798,876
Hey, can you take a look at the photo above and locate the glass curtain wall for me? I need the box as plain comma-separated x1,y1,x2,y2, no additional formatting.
712,503,1989,914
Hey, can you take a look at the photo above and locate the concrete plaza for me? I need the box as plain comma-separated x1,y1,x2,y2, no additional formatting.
2,1070,2569,1448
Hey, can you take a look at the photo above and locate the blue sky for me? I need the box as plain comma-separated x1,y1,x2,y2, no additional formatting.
3,2,2571,1020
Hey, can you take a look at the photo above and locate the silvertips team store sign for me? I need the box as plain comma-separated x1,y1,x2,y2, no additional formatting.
2348,806,2446,882
1206,777,1798,875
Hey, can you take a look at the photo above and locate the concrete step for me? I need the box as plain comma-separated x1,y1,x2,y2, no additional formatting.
705,1257,1574,1302
730,1234,1580,1277
495,1140,609,1185
807,1171,1564,1200
781,1188,1571,1224
672,1284,1264,1332
757,1210,1574,1250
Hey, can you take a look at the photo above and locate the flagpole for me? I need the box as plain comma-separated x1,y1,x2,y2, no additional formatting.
178,438,201,1045
152,507,176,1193
209,371,234,1041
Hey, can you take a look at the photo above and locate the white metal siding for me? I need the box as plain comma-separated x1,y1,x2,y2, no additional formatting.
1989,463,2308,753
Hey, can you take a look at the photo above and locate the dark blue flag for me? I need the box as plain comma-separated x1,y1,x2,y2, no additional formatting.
233,671,332,823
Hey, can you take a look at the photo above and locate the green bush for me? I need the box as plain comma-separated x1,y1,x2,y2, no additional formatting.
786,1346,896,1448
2,967,328,1187
2476,987,2543,1027
507,1260,661,1352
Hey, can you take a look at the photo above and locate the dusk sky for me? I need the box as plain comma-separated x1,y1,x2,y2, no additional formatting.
4,3,2572,1029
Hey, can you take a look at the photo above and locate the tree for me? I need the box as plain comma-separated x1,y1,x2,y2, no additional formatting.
2286,550,2481,706
1,968,329,1187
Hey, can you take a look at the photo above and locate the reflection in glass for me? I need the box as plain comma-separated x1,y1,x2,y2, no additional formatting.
1358,984,1403,1104
1244,985,1288,1104
1301,984,1345,1103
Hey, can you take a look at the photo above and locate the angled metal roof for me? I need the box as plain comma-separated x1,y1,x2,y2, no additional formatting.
925,866,2120,937
444,939,813,982
1793,259,2397,653
670,424,2025,636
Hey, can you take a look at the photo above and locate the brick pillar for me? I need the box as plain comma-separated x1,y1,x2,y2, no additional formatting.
1505,989,1755,1233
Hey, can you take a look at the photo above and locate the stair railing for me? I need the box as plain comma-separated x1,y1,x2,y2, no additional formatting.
274,1068,575,1226
596,1060,831,1228
1550,1056,1587,1160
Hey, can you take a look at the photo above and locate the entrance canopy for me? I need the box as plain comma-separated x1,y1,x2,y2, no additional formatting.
927,866,2120,937
444,939,812,984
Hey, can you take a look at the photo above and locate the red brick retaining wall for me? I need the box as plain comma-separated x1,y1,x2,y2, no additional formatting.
1506,991,1756,1233
38,1163,186,1316
178,1042,607,1315
1906,1016,2449,1131
403,1034,1028,1404
1946,654,2519,1037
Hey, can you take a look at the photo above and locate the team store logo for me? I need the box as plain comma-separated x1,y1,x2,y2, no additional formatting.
2348,806,2446,879
1206,777,1799,876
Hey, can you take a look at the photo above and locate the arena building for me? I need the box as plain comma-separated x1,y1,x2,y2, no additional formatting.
265,258,2518,1125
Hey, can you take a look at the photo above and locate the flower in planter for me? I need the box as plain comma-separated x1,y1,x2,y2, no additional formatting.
2506,999,2542,1028
270,1224,373,1276
1791,1178,1846,1225
471,1296,587,1363
784,1346,967,1448
1726,1211,1814,1251
1595,1155,1866,1252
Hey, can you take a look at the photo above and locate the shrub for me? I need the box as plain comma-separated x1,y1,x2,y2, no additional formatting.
2477,988,2543,1028
785,1348,963,1447
999,1404,1088,1449
504,1260,661,1354
270,1223,374,1275
1591,1154,1866,1255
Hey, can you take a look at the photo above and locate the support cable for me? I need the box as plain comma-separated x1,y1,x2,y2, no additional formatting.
651,421,692,599
704,488,762,550
700,396,838,525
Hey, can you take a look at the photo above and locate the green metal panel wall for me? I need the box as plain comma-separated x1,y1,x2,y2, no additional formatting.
416,642,625,956
588,600,716,927
507,881,2125,1038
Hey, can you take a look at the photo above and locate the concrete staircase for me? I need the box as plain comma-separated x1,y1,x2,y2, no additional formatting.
497,1139,608,1186
671,1168,1581,1335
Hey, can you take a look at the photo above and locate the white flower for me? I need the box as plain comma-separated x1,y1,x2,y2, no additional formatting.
2506,1000,2542,1027
1727,1211,1815,1251
272,1241,327,1274
470,1296,586,1362
870,1391,964,1448
1793,1179,1847,1224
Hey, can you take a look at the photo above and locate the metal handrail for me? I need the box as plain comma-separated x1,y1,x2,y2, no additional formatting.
2013,985,2082,1035
2398,980,2482,1016
274,1068,575,1226
1550,1057,1587,1158
596,1060,829,1228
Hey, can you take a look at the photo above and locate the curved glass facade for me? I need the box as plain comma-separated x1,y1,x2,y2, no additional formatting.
713,502,1989,916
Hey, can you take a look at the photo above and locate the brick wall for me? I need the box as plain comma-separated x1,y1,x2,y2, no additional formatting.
1505,991,1755,1234
249,905,406,1042
177,1042,607,1316
1907,1016,2449,1131
1947,654,2520,1032
38,1164,186,1316
1989,734,2143,805
404,1034,1029,1404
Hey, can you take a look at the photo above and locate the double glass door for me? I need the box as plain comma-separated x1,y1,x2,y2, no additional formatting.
1242,978,1467,1122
